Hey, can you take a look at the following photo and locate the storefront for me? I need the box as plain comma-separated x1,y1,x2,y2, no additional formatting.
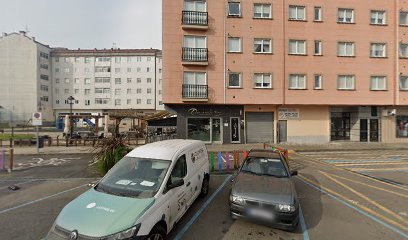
381,107,408,143
167,105,244,144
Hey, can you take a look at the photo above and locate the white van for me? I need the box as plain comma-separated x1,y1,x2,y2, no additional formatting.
45,139,210,240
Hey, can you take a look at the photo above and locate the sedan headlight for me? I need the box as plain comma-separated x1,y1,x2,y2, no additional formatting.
230,195,245,205
277,204,296,213
105,224,141,240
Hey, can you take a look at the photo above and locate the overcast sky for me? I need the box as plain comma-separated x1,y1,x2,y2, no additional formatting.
0,0,162,49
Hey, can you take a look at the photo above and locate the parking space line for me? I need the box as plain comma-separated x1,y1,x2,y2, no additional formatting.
298,206,310,240
298,176,408,239
349,167,408,172
321,172,408,225
335,162,408,167
173,175,232,240
0,184,87,215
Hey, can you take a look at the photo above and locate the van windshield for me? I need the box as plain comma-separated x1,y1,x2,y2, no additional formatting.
95,157,171,198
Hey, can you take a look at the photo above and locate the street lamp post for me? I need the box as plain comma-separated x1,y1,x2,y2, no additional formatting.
67,96,76,140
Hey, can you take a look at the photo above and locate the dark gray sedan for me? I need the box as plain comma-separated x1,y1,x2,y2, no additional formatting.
229,149,299,231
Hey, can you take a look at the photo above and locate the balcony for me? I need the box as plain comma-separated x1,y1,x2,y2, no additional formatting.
182,84,208,101
182,47,208,65
182,11,208,30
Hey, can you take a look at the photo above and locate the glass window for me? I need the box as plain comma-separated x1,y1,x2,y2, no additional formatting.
228,37,242,52
228,2,241,16
289,5,306,20
371,10,386,25
147,99,152,104
254,4,271,19
127,99,131,104
400,43,408,58
314,75,322,89
254,39,272,53
338,8,354,23
84,78,91,85
371,43,386,57
147,88,152,94
184,35,206,48
289,40,306,55
115,89,121,95
289,74,306,89
115,99,121,105
115,57,121,63
187,118,211,142
147,78,152,83
337,75,355,90
314,40,322,55
184,0,207,12
228,72,241,88
64,78,70,84
85,100,90,106
314,7,322,21
396,116,408,138
137,78,142,83
85,57,91,63
127,68,132,73
371,76,386,90
338,42,355,56
254,73,272,88
115,78,122,84
183,72,206,85
400,76,408,90
400,12,408,26
85,89,91,95
127,78,132,83
171,155,187,181
137,99,142,104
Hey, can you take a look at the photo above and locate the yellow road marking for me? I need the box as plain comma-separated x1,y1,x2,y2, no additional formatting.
298,175,408,232
336,162,408,167
323,172,408,199
350,167,408,172
293,153,408,192
321,172,408,225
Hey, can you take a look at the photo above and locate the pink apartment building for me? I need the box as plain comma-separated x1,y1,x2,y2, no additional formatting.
163,0,408,144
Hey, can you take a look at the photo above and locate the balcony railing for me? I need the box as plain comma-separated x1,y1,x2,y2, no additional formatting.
182,11,208,26
182,47,208,62
182,84,208,99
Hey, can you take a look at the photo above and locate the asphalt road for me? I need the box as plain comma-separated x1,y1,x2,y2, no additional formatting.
0,151,407,240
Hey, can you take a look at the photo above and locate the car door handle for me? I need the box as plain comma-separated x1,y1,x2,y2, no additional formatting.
186,182,191,187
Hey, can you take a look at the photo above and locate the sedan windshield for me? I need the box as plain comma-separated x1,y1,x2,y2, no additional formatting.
95,157,171,198
241,157,288,178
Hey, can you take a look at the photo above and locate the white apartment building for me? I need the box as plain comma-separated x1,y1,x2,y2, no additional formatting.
0,31,53,125
51,48,164,123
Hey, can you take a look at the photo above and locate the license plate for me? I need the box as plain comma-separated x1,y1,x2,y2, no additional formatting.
247,208,274,220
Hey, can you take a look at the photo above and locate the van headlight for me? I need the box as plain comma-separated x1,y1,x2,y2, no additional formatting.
105,224,141,240
277,204,296,213
230,195,245,205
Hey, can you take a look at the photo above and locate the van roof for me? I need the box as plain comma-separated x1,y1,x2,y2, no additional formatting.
127,139,204,161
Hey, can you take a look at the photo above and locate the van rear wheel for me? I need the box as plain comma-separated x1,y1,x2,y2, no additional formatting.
147,225,166,240
199,177,210,198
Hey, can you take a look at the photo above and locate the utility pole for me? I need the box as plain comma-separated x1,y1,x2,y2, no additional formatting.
67,96,76,138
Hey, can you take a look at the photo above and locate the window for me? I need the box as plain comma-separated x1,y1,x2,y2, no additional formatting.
55,89,60,94
371,43,386,57
127,78,132,83
314,40,322,55
115,68,121,73
254,4,271,19
40,64,48,70
84,78,91,85
64,89,69,94
371,76,386,90
137,88,142,94
228,37,242,52
184,0,206,11
183,72,206,85
85,89,91,95
55,57,59,62
95,98,110,104
159,90,162,95
371,10,386,25
64,68,70,73
115,99,121,106
228,2,241,17
147,88,152,94
159,68,162,73
74,67,79,73
401,12,408,26
95,77,111,83
74,89,79,94
136,57,142,62
338,8,354,23
400,76,408,90
85,68,90,73
55,78,60,84
289,40,306,55
40,85,48,91
41,96,49,102
127,68,132,73
115,78,122,84
64,78,70,84
289,5,306,21
64,57,70,63
147,78,152,83
97,57,111,62
40,75,49,80
75,57,80,63
127,57,132,62
400,43,408,58
127,99,131,105
137,67,141,73
314,75,322,89
127,88,132,94
74,78,79,84
147,57,151,61
337,75,355,90
228,72,242,88
85,57,91,63
95,67,111,72
147,99,152,104
289,74,306,89
254,39,272,53
137,78,142,83
115,89,121,95
115,57,121,63
85,100,90,106
55,68,59,73
56,100,60,104
337,42,355,57
147,67,150,72
137,99,142,104
40,52,49,59
159,101,163,105
254,73,272,88
314,7,322,21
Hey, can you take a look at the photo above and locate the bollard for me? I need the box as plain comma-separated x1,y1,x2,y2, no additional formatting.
56,136,59,146
233,151,238,169
210,152,215,172
226,152,231,171
8,148,13,173
243,151,248,161
217,152,222,173
0,146,4,170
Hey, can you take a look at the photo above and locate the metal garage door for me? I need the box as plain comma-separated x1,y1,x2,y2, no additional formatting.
246,112,274,143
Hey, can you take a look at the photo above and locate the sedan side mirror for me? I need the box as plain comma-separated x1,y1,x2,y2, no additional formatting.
168,178,184,189
290,170,298,176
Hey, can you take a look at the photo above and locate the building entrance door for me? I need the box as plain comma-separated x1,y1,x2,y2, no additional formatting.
278,120,287,143
330,112,351,141
370,119,379,142
360,119,368,142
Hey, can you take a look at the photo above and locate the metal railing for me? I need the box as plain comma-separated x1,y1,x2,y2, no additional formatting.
182,47,208,62
182,84,208,99
182,11,208,26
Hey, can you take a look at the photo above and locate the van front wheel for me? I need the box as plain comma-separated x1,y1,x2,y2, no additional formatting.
147,225,166,240
199,177,210,198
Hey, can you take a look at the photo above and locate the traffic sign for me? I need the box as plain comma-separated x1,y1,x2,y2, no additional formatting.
32,112,42,126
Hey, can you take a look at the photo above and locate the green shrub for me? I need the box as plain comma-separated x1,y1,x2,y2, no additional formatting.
93,137,131,176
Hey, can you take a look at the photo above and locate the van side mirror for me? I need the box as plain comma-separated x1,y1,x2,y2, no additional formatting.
168,178,184,189
290,170,298,176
